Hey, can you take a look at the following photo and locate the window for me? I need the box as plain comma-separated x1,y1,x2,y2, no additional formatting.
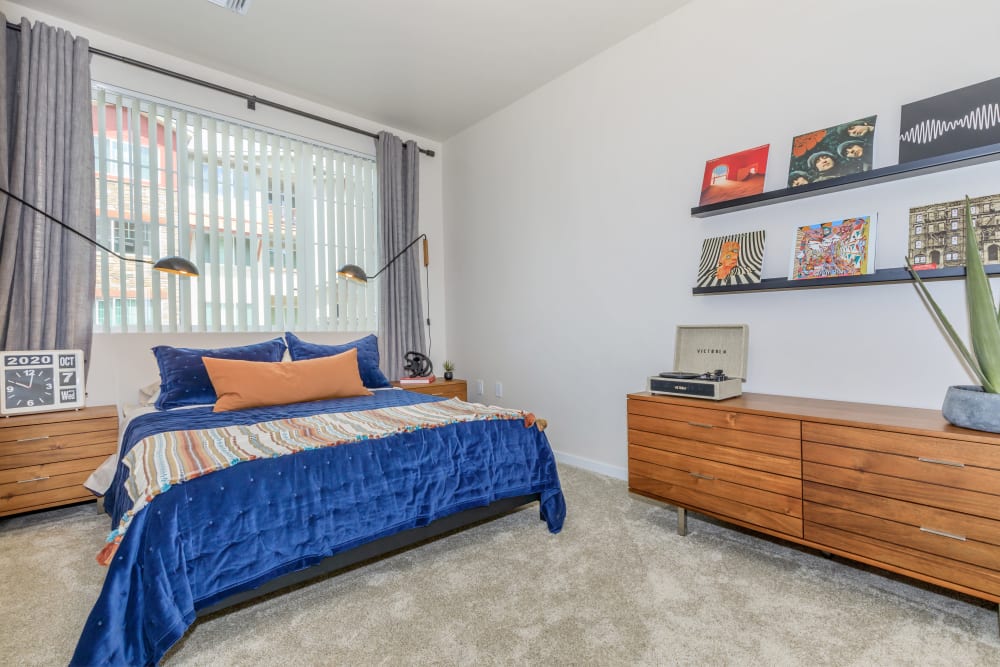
914,225,923,234
951,220,960,230
92,84,378,333
952,235,960,245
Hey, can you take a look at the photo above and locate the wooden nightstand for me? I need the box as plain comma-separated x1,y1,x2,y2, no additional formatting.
0,405,119,517
391,378,467,401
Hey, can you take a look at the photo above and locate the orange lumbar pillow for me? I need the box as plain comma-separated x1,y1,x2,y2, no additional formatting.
203,348,372,412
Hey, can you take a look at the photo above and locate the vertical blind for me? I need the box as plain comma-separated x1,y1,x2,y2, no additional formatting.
92,84,379,333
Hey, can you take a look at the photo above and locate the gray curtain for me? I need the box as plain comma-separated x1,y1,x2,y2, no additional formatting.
376,131,424,381
0,16,95,372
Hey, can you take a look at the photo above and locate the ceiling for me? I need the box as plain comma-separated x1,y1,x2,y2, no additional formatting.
14,0,691,141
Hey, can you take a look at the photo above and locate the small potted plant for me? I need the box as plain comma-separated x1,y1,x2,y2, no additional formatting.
907,195,1000,432
442,360,455,381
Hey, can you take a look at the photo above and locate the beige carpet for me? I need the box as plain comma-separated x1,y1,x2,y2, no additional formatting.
1,465,999,666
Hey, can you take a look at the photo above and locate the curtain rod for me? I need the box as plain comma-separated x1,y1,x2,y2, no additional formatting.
4,20,435,157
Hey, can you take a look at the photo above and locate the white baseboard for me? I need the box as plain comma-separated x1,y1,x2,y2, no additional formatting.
551,449,627,480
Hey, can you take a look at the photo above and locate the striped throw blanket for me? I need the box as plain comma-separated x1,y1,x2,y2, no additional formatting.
97,398,535,565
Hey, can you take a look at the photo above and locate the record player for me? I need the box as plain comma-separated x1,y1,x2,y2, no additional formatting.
647,324,749,400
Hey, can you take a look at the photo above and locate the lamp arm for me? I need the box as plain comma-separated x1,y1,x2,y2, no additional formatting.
368,233,427,280
0,184,154,266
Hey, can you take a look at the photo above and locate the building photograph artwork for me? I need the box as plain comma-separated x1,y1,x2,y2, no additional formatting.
899,76,1000,163
908,193,1000,269
696,230,765,288
698,144,769,207
787,116,877,187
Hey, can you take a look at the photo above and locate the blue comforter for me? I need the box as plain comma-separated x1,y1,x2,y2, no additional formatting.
71,390,565,666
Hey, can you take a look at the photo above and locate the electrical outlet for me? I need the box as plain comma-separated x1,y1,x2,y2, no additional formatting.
495,381,503,398
475,379,484,395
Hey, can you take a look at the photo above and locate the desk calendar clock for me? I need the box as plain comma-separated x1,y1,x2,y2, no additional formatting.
1,349,85,415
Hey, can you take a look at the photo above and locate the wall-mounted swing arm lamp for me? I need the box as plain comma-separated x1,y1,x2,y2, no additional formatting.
337,234,428,284
0,184,200,277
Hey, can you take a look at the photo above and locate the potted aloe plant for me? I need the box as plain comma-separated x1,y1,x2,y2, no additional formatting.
442,360,455,381
906,195,1000,432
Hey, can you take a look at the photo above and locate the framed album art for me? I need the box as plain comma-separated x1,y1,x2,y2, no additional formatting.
908,193,1000,269
696,230,765,288
900,76,1000,163
698,144,769,207
788,215,877,280
787,116,876,187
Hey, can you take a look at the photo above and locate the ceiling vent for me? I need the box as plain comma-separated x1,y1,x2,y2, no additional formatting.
205,0,252,15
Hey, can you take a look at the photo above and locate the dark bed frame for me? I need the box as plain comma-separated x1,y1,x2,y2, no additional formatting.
197,492,541,617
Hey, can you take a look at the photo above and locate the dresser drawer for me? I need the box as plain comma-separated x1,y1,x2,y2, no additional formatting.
630,471,802,537
806,482,1000,565
629,398,800,439
802,422,1000,470
805,505,1000,597
628,427,799,477
628,413,800,459
0,476,96,515
630,443,801,496
0,428,118,466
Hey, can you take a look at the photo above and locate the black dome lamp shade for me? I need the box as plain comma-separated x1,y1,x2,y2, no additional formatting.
152,256,200,277
336,263,369,284
0,184,200,277
337,234,428,284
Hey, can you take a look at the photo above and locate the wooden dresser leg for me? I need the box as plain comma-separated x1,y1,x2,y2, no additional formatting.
677,507,687,536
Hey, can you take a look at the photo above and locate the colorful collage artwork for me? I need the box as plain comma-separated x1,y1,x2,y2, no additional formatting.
787,116,877,187
789,216,876,280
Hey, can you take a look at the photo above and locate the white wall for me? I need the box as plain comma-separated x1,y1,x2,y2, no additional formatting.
443,0,1000,477
0,2,447,407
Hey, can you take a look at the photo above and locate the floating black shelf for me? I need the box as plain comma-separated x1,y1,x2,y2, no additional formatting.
692,264,1000,295
691,141,1000,218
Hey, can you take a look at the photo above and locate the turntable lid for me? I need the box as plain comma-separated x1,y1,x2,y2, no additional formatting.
673,324,749,381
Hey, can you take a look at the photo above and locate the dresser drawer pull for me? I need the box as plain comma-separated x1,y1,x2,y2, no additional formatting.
686,422,714,429
16,435,51,443
17,476,50,483
919,527,966,541
689,472,716,480
917,457,965,468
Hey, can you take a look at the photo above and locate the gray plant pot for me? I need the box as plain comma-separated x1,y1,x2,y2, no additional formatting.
942,385,1000,433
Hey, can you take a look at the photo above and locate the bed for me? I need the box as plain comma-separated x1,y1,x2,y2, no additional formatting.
70,369,565,666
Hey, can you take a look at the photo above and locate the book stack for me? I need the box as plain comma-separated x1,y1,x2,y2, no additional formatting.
398,374,436,384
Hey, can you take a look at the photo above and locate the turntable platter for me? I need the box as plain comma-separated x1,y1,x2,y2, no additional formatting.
658,371,700,379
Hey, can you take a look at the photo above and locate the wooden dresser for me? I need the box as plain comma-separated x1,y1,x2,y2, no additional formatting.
627,391,1000,615
391,378,467,401
0,405,118,517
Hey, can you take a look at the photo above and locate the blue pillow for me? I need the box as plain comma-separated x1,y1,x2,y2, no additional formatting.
153,337,288,410
285,332,391,388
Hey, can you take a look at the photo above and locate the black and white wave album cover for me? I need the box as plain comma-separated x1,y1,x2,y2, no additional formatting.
899,76,1000,163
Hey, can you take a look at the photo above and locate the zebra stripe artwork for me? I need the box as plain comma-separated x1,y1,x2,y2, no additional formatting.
899,76,1000,163
696,230,765,288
